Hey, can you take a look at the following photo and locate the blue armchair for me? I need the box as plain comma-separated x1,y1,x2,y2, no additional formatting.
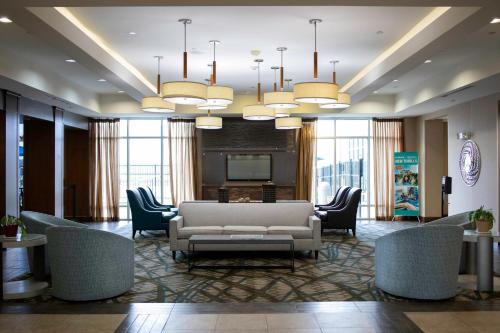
126,188,175,238
375,225,463,300
47,226,134,301
137,187,175,212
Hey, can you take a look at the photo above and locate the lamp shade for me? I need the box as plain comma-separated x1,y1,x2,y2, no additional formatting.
274,108,291,118
320,92,351,109
293,82,338,104
197,85,233,110
242,104,275,121
275,117,302,129
264,91,299,109
141,96,175,113
162,81,207,105
195,116,222,129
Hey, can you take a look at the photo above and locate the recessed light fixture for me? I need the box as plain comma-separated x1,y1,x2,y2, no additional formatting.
393,79,399,82
0,17,12,23
424,59,432,64
373,90,379,94
491,17,500,24
117,90,124,93
65,59,76,63
128,31,137,35
97,78,106,82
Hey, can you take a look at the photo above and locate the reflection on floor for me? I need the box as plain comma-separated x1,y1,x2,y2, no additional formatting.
1,302,500,333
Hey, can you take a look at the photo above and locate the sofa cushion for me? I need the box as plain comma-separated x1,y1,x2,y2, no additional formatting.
267,226,313,239
223,225,267,235
178,226,223,239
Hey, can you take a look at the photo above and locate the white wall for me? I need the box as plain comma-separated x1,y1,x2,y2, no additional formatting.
447,93,500,230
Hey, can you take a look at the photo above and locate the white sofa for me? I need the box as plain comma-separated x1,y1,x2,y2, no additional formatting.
169,201,321,259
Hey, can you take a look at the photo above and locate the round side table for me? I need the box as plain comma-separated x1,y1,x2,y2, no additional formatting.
1,233,49,300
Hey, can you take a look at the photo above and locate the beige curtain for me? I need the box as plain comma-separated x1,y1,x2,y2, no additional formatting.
168,119,199,207
373,119,404,220
295,119,317,201
89,119,120,221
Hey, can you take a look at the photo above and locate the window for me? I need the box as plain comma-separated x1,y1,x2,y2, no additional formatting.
119,119,171,220
315,119,373,219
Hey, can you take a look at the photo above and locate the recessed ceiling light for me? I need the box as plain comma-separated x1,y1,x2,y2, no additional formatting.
0,17,12,23
490,17,500,24
373,90,379,94
393,79,399,82
117,90,124,93
424,59,432,64
128,31,137,35
65,59,76,63
97,79,106,82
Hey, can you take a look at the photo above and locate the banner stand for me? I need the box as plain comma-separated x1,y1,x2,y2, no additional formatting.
393,152,421,223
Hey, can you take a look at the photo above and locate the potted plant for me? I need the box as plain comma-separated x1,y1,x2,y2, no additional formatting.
0,216,27,238
470,206,495,233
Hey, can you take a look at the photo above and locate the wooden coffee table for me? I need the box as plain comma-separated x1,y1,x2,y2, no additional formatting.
188,234,295,272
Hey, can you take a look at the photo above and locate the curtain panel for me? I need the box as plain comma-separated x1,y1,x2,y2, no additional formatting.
89,119,120,221
295,119,317,201
168,119,200,207
373,119,405,220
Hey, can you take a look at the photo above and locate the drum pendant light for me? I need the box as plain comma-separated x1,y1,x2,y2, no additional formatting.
243,59,275,121
320,60,351,109
264,47,299,111
141,56,175,113
294,19,338,104
197,40,234,110
162,18,207,105
196,109,222,129
275,117,303,129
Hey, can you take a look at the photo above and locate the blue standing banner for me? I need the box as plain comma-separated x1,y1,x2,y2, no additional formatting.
394,152,420,221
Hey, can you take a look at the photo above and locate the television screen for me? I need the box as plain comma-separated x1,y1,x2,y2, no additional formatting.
226,154,272,181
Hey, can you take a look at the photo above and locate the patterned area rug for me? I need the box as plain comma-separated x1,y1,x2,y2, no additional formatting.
108,221,499,303
11,221,500,303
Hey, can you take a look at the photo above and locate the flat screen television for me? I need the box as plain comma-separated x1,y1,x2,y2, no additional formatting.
226,154,272,181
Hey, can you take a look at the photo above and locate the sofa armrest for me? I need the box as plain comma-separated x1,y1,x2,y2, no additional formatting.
169,216,183,251
309,215,322,249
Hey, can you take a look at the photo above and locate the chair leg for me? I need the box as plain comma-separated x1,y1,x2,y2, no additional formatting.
166,228,170,238
352,228,356,237
132,229,137,239
315,250,319,260
139,230,143,235
172,251,176,261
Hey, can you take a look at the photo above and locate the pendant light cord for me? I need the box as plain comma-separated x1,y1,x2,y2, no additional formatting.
154,55,162,95
179,18,191,80
277,47,287,91
255,59,263,103
210,40,219,85
309,19,321,79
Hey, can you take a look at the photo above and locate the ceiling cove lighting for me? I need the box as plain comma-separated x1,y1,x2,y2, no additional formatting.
0,17,12,23
294,19,338,104
264,47,299,112
243,59,275,121
320,60,351,109
162,18,207,105
196,109,222,129
275,117,303,129
197,40,233,110
142,56,175,113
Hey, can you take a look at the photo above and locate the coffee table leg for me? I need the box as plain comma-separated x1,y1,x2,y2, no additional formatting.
188,242,192,272
291,242,295,273
477,236,493,292
33,245,46,281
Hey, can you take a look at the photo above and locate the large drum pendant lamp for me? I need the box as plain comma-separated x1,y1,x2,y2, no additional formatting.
141,56,175,113
162,18,207,105
198,40,234,110
275,117,303,129
320,60,351,109
294,19,338,104
243,59,275,121
264,47,298,111
196,109,222,129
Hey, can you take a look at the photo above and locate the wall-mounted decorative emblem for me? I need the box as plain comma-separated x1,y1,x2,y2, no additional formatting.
459,140,481,187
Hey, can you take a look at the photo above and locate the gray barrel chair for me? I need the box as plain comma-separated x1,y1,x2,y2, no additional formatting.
375,225,463,300
46,226,134,301
21,211,88,275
